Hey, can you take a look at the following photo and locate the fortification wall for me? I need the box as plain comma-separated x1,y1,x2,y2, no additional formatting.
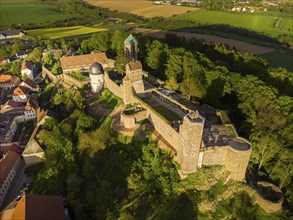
202,144,251,181
202,147,227,166
42,66,63,84
104,73,123,99
147,109,180,153
63,74,90,88
224,146,252,181
121,110,148,129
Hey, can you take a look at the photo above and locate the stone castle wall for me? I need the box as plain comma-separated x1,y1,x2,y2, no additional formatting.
121,109,148,128
63,74,90,88
202,144,252,181
104,73,123,99
41,66,63,84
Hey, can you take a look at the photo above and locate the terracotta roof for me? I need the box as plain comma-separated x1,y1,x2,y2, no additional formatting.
22,78,39,89
0,75,18,84
0,151,20,185
12,194,65,220
0,56,8,62
6,100,24,108
13,85,31,97
0,144,21,154
25,97,37,111
59,52,108,71
21,60,33,71
127,61,142,71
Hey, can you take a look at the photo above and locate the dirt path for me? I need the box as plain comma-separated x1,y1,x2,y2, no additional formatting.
133,28,275,55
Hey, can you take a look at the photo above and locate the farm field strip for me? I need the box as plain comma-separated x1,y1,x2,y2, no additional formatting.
173,10,293,37
26,26,108,39
85,0,199,18
132,28,275,55
0,1,72,27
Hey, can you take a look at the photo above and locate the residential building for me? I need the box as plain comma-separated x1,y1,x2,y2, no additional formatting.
21,60,34,79
20,78,39,92
0,151,22,207
0,114,18,144
0,30,26,40
0,56,10,64
0,194,65,220
12,86,29,103
0,75,20,90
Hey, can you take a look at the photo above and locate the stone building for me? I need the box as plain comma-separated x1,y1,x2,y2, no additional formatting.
0,151,22,207
21,60,34,80
124,34,139,61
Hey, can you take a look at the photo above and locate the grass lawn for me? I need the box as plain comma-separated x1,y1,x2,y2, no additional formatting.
151,105,181,122
261,50,293,71
26,26,108,39
67,71,87,81
0,0,72,27
173,10,293,38
96,89,123,109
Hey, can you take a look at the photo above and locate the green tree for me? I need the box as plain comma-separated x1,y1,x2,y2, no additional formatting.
77,130,115,157
115,49,129,74
180,51,206,101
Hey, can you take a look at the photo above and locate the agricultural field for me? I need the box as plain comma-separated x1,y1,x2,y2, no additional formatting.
173,10,293,38
132,28,275,55
26,26,108,39
0,0,72,27
85,0,198,18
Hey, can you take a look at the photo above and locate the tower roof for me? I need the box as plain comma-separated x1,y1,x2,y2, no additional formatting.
89,62,104,75
124,34,138,45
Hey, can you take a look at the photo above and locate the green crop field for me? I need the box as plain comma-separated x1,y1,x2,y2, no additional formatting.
26,26,108,39
173,10,293,37
0,0,72,27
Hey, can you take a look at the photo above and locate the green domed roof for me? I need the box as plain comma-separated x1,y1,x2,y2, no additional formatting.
124,34,138,45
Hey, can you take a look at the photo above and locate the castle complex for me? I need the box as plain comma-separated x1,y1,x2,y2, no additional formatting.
42,34,252,181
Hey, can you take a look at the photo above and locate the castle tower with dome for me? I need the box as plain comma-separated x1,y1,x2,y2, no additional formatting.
89,62,104,93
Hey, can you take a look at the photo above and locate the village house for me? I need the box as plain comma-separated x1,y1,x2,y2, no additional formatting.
21,60,35,79
0,151,22,207
0,114,18,144
0,30,26,41
19,78,39,92
12,86,29,103
15,50,32,59
0,56,10,64
0,75,20,90
0,194,65,220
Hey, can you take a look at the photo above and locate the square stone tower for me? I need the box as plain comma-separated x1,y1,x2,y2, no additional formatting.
178,111,205,175
124,34,139,61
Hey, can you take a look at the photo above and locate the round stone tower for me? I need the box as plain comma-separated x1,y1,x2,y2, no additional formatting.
89,62,104,93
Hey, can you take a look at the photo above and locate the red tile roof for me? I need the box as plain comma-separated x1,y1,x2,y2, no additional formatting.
0,144,21,154
22,78,39,89
0,151,20,185
59,52,108,71
21,60,33,71
127,61,142,71
0,75,18,84
12,194,65,220
25,97,37,111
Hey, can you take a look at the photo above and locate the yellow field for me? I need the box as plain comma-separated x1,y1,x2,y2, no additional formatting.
26,26,108,39
85,0,198,18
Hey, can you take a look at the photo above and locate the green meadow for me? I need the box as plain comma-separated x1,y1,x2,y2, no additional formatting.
173,10,293,37
26,26,108,39
0,0,72,27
